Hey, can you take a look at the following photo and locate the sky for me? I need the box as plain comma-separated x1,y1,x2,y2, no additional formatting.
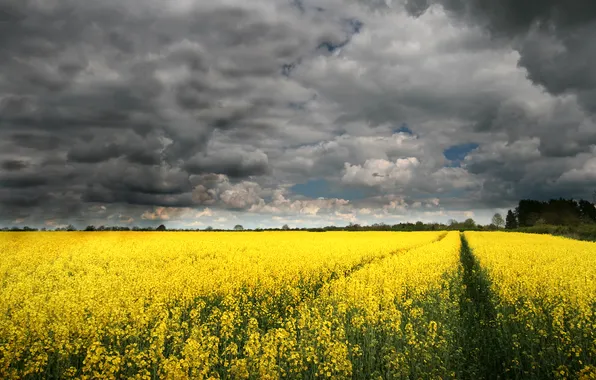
1,0,595,230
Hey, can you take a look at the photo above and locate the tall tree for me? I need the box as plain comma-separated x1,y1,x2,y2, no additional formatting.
234,224,244,231
492,213,504,228
543,198,581,225
515,200,544,227
505,209,517,229
578,199,596,223
463,218,476,229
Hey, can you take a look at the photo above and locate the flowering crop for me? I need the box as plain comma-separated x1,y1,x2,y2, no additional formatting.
464,232,596,379
293,231,464,379
6,230,591,379
0,231,451,379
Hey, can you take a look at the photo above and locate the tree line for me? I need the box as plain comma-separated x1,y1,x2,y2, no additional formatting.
0,220,495,232
504,197,596,229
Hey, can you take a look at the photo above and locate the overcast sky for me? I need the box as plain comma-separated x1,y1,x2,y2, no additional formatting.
1,0,595,229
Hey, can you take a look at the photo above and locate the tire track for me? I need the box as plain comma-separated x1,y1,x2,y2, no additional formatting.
256,231,449,327
194,232,449,329
311,231,449,298
165,232,451,360
458,233,506,379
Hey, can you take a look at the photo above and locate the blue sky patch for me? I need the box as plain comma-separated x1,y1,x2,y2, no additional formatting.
281,59,301,77
443,143,479,162
343,18,363,34
317,41,344,53
394,123,414,135
317,18,363,54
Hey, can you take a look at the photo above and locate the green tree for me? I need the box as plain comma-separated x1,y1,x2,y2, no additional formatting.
234,224,244,231
463,218,476,229
578,199,596,223
505,210,517,229
491,213,504,228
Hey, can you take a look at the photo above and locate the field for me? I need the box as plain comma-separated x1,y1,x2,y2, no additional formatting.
0,231,595,379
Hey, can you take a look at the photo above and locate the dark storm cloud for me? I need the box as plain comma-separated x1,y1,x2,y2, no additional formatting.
83,186,195,208
0,189,49,208
66,132,165,165
0,0,351,223
10,133,63,150
0,175,48,188
406,0,596,109
404,0,596,35
184,148,270,178
1,159,29,171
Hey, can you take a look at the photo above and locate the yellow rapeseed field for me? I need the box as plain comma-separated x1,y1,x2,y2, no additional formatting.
297,230,463,379
0,231,451,379
2,230,595,379
464,232,596,379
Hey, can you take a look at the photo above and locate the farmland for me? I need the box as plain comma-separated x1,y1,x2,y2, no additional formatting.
1,231,595,379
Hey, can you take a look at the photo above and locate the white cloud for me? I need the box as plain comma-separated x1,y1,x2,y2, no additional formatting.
141,207,193,221
558,157,596,184
195,208,214,217
249,188,350,215
219,182,262,209
342,157,420,188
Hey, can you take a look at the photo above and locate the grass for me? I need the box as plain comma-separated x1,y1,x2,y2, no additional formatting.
514,224,596,242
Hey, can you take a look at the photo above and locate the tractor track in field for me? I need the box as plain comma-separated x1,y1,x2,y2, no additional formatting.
270,232,451,324
68,232,455,376
185,232,450,329
238,231,452,343
458,233,506,380
310,231,449,298
195,233,452,375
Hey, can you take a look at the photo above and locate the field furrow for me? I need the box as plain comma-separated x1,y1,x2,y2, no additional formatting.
458,233,505,379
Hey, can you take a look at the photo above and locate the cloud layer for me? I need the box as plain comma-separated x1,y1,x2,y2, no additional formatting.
1,0,595,228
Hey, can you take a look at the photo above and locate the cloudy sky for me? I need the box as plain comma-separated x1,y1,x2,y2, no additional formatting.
1,0,595,229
